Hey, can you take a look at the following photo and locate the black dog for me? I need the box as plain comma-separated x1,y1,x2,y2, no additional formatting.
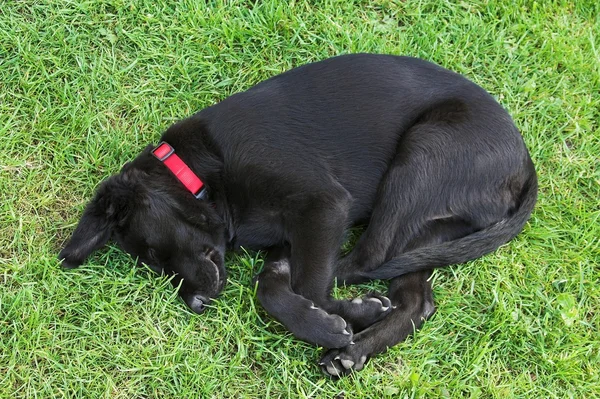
59,54,537,377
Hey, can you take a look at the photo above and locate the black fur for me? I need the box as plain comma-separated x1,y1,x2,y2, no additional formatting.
59,54,537,376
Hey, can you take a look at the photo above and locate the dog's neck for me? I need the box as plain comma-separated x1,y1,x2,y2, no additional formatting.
159,119,236,245
151,142,208,199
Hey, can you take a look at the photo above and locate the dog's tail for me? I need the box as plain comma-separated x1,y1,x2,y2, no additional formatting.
357,174,538,281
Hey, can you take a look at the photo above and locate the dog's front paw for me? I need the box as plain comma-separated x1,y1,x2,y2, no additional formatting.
319,344,369,378
293,302,354,349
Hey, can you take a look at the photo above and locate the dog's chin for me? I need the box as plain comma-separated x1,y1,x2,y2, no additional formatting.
60,259,80,269
58,252,82,269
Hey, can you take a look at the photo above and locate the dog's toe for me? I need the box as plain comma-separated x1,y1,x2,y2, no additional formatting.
297,303,353,348
325,361,343,377
343,293,393,331
365,293,392,312
320,350,346,378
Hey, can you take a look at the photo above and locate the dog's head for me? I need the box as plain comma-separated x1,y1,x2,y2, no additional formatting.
58,155,228,314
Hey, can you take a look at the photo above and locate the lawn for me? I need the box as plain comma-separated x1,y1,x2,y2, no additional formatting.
1,0,598,398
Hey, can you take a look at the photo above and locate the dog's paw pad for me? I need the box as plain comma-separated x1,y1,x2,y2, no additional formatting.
320,348,369,378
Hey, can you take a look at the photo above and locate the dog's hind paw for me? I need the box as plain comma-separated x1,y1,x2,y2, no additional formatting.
342,293,392,331
319,346,369,378
364,293,392,312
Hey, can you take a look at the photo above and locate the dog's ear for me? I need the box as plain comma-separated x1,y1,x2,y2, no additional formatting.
59,174,137,268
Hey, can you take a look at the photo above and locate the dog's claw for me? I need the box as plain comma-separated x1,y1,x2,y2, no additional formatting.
341,318,352,336
340,318,351,335
366,295,392,312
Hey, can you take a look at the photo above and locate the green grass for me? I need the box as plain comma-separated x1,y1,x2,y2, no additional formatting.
1,0,599,397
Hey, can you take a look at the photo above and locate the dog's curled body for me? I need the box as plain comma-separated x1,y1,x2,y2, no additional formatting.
59,54,537,377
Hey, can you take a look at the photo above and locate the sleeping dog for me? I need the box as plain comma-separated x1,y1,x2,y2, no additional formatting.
59,54,537,377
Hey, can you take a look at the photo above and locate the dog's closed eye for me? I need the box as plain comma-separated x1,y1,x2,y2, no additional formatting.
148,248,158,262
142,250,163,274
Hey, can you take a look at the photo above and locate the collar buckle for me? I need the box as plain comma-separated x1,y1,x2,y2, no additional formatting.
152,141,175,161
194,188,207,200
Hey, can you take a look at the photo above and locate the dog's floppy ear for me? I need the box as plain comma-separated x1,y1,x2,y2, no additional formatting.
59,173,137,269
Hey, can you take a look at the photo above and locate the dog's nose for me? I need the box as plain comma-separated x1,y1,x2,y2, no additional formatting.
188,294,209,314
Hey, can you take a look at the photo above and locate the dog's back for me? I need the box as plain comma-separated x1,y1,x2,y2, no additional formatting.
184,54,531,222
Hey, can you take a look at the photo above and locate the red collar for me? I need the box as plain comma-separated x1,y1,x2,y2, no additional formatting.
152,142,207,199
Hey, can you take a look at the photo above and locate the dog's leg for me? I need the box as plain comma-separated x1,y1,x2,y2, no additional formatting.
320,270,435,377
286,189,393,333
286,189,351,303
321,216,477,377
255,247,354,348
336,160,428,280
336,114,514,282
